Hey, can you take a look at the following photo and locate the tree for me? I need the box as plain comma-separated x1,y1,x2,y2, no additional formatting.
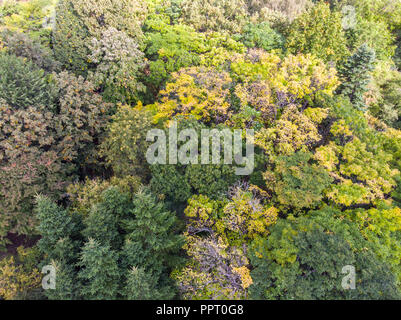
249,210,401,300
0,117,67,249
52,0,90,74
366,61,401,128
0,0,54,44
1,31,61,73
53,71,113,169
45,259,79,300
100,104,152,180
35,196,80,299
149,118,239,203
285,2,349,63
234,22,284,52
179,0,248,34
124,266,158,300
172,234,250,300
0,246,42,300
77,238,121,300
347,17,395,62
246,0,312,23
337,44,376,111
142,21,245,100
264,151,333,211
83,187,131,250
0,65,111,248
185,188,278,246
122,188,184,297
149,67,233,125
231,50,339,118
87,27,146,103
0,52,55,109
35,195,77,259
53,0,147,74
349,205,401,285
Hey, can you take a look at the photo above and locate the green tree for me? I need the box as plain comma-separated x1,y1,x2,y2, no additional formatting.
337,44,376,111
53,0,147,74
264,151,333,211
179,0,248,34
366,61,401,128
1,31,60,73
249,210,401,300
286,2,349,62
122,188,184,299
35,195,77,258
0,52,55,109
124,266,158,300
87,27,146,103
100,104,152,180
234,22,284,52
77,238,121,300
83,187,131,250
149,118,239,203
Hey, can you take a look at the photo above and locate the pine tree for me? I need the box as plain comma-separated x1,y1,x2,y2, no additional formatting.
35,195,78,261
45,260,80,300
83,187,131,250
122,188,184,299
338,44,376,111
123,188,183,270
124,266,156,300
77,239,121,300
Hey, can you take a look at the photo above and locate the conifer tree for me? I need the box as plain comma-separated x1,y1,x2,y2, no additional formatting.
124,266,157,300
338,44,376,111
123,188,183,270
45,260,79,300
35,195,78,261
82,187,131,250
122,188,184,299
78,239,121,300
35,196,81,300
